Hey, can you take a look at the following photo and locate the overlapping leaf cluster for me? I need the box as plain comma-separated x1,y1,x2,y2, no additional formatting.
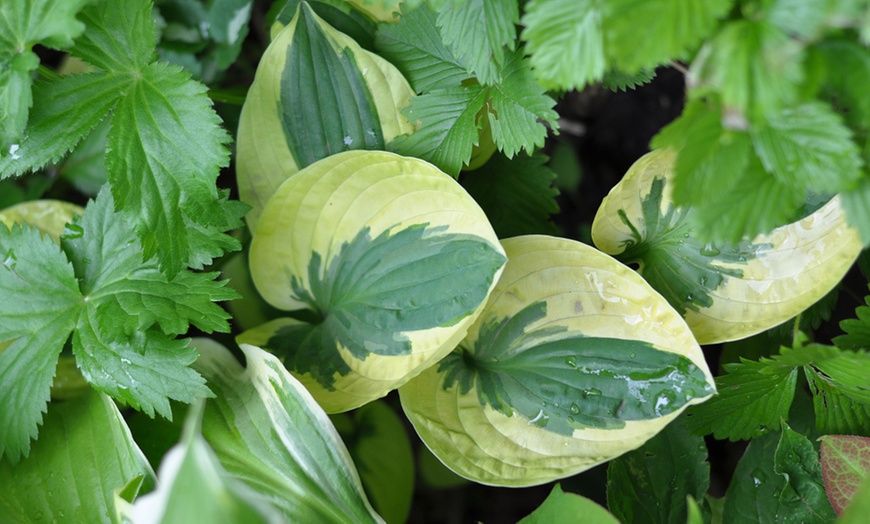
0,0,243,462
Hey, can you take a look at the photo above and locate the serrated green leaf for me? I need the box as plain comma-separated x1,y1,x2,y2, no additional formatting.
521,0,605,91
0,72,127,177
0,390,153,522
439,301,714,435
435,0,517,84
606,417,709,524
752,102,862,194
602,0,731,73
684,359,797,441
600,67,656,92
62,189,238,337
72,314,212,419
807,369,870,435
391,84,487,176
691,19,804,121
268,223,505,389
58,117,110,196
835,290,870,351
820,435,870,515
460,151,559,238
374,4,469,92
191,340,383,523
841,178,870,245
487,49,558,157
773,424,838,521
0,0,92,149
107,61,230,276
71,0,157,71
766,0,830,40
521,484,618,524
724,427,836,523
0,224,81,461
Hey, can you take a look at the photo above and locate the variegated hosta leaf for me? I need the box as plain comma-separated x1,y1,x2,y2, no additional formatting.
189,339,384,523
245,150,506,413
591,149,862,345
0,199,83,240
238,1,415,230
399,235,715,487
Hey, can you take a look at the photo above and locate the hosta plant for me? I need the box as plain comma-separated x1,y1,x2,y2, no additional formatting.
4,0,870,521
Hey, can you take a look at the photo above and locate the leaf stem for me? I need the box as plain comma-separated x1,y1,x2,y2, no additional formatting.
37,65,61,82
792,313,803,347
207,89,247,106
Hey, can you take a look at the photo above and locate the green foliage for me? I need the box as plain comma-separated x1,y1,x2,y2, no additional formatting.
282,4,384,167
6,0,870,520
0,189,236,461
723,426,837,523
439,301,714,435
520,484,618,524
0,0,91,151
374,4,469,92
606,418,709,523
1,0,237,276
460,152,559,238
266,223,505,388
0,390,153,521
615,176,766,314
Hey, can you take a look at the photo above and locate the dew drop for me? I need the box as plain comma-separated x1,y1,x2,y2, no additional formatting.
528,409,550,428
569,403,581,415
629,352,637,359
685,294,693,301
700,242,720,257
583,388,602,397
8,144,21,160
3,248,16,270
565,356,577,367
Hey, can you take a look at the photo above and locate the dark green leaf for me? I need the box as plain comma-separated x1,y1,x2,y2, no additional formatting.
72,316,211,419
521,484,618,524
374,4,469,92
724,427,836,523
435,0,518,84
0,390,152,521
275,0,377,50
281,3,384,169
460,151,559,238
685,359,797,441
345,401,414,524
773,424,838,521
606,417,710,524
841,178,870,245
439,301,714,435
808,368,870,435
391,84,488,177
835,290,870,351
271,223,506,389
816,40,870,130
0,224,81,461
